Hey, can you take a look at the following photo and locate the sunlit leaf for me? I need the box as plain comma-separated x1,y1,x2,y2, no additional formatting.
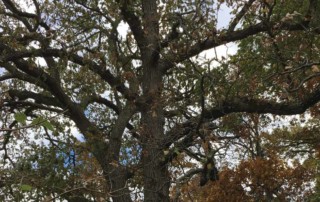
14,113,27,125
42,120,54,131
20,184,32,192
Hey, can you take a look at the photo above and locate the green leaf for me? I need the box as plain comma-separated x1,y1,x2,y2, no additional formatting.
174,148,180,155
20,184,32,191
14,113,27,124
31,117,44,125
32,117,54,131
42,120,54,131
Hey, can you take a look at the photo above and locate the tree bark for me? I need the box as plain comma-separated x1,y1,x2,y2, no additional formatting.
140,54,170,201
106,104,136,202
141,113,170,202
106,166,132,202
139,0,170,200
141,103,170,201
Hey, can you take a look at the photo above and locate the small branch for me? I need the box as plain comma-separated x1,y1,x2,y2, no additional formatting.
172,168,203,201
177,168,203,184
81,95,119,114
0,109,68,132
281,62,320,75
5,101,64,114
288,72,320,92
228,0,256,32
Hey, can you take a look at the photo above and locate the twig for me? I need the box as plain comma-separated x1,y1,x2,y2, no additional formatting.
0,109,68,132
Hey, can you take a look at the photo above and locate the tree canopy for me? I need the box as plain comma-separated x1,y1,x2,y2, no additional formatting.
0,0,320,201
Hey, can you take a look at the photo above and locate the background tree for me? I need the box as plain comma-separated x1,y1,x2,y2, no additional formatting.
0,0,320,201
173,114,316,201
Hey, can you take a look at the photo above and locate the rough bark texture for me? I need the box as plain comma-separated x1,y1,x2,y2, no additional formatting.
139,1,171,201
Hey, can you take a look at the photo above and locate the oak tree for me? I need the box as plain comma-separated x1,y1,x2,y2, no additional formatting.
0,0,320,201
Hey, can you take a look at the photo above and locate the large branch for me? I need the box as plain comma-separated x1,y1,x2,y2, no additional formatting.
108,103,136,161
4,57,93,134
69,54,134,99
7,90,62,108
0,47,135,100
2,0,37,18
167,20,313,66
81,96,139,139
1,0,37,31
204,87,320,120
164,87,320,148
0,74,13,81
104,103,136,202
0,63,48,90
117,0,145,51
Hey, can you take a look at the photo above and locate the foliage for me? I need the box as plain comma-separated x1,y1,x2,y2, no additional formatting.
0,0,320,201
177,155,313,201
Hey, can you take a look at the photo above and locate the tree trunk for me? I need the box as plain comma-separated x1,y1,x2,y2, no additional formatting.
141,64,170,201
141,108,170,202
140,0,170,200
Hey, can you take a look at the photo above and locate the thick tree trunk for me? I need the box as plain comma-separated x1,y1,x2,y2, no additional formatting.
142,149,170,201
141,63,170,201
140,0,170,200
141,107,170,202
